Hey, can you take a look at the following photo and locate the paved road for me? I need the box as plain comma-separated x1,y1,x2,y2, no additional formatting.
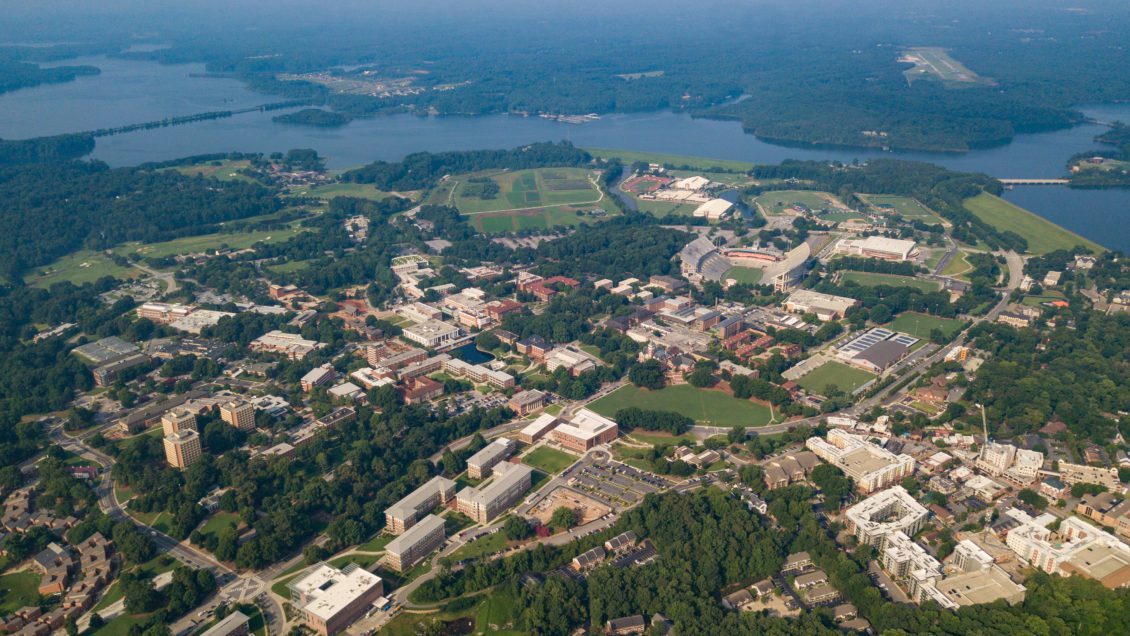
47,423,284,635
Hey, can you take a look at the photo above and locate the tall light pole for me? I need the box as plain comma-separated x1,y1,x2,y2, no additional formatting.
976,402,989,461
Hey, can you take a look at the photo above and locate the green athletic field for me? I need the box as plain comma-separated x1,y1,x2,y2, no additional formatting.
588,384,773,427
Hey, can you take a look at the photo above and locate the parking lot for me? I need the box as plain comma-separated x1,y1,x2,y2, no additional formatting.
566,461,672,509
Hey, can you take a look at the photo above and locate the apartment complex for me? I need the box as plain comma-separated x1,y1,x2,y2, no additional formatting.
219,400,256,431
456,463,534,523
164,429,203,469
1059,462,1123,492
384,476,456,534
975,442,1044,486
289,563,384,636
1005,511,1130,588
844,486,930,547
384,513,445,572
466,438,516,480
806,429,915,493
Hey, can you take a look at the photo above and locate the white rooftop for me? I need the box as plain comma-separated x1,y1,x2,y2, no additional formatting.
291,563,383,622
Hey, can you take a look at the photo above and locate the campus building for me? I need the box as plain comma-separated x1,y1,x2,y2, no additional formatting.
508,390,547,416
384,476,457,534
518,413,560,444
456,463,534,523
219,400,256,431
834,236,920,261
784,290,860,321
160,409,197,436
384,514,445,572
402,319,463,348
844,486,930,547
1059,462,1123,492
551,409,619,452
164,429,203,469
466,438,516,480
806,429,915,493
289,563,384,636
250,331,322,360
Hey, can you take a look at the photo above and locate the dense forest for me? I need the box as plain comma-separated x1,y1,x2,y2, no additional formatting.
0,58,99,94
342,142,592,190
0,160,280,280
0,134,95,165
272,108,352,128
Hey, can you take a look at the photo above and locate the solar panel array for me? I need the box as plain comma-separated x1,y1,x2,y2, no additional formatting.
838,327,918,356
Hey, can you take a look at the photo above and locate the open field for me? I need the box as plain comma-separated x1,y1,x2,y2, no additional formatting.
941,250,975,279
630,198,699,217
522,447,577,473
450,531,510,561
723,267,764,285
963,193,1103,254
900,47,993,87
795,361,875,396
587,148,755,172
841,271,942,292
889,312,964,340
754,190,841,215
169,159,254,182
0,572,39,614
452,168,600,214
859,194,943,222
113,226,305,260
291,182,401,201
27,250,142,287
470,205,608,233
588,384,774,428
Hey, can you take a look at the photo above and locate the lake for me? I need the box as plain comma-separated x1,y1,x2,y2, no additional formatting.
1,55,1127,251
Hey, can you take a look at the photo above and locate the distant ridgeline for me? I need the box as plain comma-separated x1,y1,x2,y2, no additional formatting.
341,141,593,191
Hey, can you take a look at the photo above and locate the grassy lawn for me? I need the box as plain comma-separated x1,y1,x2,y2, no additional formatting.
328,553,380,571
586,148,755,172
94,555,179,612
624,431,697,447
113,226,305,260
169,159,254,182
544,404,563,416
841,271,941,292
963,192,1103,254
357,533,393,552
475,590,521,633
521,447,577,474
860,194,943,222
888,312,964,340
92,614,151,636
450,531,510,561
754,190,840,215
723,266,764,285
631,198,699,217
1021,291,1068,307
197,510,241,537
588,384,774,428
453,168,599,214
941,250,975,279
26,249,142,287
470,205,609,232
0,572,39,614
795,361,876,396
292,182,399,201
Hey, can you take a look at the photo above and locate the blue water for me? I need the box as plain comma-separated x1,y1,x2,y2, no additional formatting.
1,56,1127,250
451,343,494,365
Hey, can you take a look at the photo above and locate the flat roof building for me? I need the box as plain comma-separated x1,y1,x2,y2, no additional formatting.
164,429,203,470
835,236,919,261
784,290,860,321
508,390,547,416
289,563,384,636
385,514,445,573
844,486,930,548
251,331,322,360
518,413,560,444
806,430,915,493
552,409,618,452
219,400,256,431
161,409,197,436
402,319,462,349
385,476,457,534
